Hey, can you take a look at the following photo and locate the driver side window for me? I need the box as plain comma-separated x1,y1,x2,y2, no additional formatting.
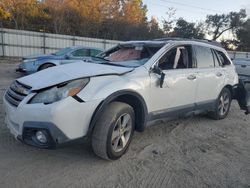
158,46,192,70
71,49,89,57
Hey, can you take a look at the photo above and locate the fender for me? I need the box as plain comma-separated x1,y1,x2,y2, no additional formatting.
87,89,148,137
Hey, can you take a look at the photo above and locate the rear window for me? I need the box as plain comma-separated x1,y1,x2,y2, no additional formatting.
215,50,231,66
194,46,214,68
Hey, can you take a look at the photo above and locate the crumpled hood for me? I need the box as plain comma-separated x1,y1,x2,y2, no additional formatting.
18,62,133,90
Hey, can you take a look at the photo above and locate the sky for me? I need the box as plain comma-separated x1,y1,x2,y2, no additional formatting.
143,0,250,23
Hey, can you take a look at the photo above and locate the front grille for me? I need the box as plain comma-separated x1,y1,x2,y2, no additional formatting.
5,81,31,107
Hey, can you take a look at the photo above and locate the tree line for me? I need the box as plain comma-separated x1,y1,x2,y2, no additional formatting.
0,0,250,51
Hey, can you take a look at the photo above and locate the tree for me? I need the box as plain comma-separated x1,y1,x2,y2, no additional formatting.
171,18,205,39
236,19,250,51
205,9,247,40
162,8,176,36
148,16,164,39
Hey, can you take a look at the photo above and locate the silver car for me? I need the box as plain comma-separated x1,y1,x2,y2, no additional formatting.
16,46,103,74
233,58,250,78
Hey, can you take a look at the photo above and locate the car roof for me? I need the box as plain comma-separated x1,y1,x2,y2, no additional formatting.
119,38,224,51
69,46,103,51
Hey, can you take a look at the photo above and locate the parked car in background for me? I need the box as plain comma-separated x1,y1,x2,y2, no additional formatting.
233,58,250,78
16,46,103,74
4,39,250,160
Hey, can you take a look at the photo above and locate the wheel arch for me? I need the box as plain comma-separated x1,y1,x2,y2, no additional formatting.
88,90,148,137
224,84,234,98
38,62,56,71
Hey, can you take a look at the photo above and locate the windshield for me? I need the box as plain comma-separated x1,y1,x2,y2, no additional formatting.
53,47,72,56
97,44,163,68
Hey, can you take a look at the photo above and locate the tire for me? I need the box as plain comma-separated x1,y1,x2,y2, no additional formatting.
91,102,135,160
39,63,55,71
209,88,232,120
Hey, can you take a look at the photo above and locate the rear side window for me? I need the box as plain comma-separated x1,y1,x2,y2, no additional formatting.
215,50,231,66
194,46,214,68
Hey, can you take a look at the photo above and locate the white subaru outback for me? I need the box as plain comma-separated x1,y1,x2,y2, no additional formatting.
3,39,250,160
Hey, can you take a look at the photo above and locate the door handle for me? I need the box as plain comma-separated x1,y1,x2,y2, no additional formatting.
241,65,247,68
216,72,223,77
187,75,196,80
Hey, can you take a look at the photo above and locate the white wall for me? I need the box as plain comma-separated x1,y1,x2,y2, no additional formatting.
0,28,120,57
228,51,250,60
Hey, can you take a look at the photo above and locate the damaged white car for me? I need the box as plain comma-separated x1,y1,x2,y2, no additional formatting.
3,39,250,160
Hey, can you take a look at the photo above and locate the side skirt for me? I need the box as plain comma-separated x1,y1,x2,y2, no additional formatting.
146,100,216,127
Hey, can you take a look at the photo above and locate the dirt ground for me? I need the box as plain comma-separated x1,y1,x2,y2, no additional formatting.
0,59,250,188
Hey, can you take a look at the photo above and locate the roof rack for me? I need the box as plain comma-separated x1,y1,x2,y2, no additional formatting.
153,37,222,47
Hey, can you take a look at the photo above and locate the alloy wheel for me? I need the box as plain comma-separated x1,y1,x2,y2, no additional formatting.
111,113,132,153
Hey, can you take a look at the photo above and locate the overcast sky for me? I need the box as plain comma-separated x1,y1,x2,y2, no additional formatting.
143,0,250,23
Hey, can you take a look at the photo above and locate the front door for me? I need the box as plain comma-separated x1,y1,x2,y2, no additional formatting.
149,45,198,117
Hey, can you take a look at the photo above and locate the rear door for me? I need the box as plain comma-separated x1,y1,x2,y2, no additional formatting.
193,45,225,106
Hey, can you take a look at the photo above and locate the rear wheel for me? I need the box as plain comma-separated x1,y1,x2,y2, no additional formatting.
91,102,135,160
39,63,55,71
209,88,232,120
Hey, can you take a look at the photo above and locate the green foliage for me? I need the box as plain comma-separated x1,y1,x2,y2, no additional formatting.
205,9,247,40
236,19,250,51
171,18,205,39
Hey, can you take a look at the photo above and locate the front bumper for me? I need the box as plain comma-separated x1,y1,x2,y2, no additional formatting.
3,95,102,148
16,67,27,73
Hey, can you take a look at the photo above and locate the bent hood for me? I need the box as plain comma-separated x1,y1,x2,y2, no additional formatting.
18,62,133,90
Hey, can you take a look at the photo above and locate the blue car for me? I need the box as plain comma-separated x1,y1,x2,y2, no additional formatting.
16,46,103,74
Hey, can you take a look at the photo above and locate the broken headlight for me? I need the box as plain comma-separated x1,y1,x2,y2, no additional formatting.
29,78,90,104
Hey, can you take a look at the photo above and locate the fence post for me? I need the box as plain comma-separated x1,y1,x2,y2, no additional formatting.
103,39,107,50
72,36,76,46
0,26,4,57
42,32,46,54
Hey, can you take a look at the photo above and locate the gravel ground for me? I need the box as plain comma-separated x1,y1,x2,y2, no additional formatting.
0,59,250,188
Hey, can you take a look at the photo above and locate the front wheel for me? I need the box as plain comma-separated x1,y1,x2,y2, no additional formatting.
209,88,232,120
91,102,135,160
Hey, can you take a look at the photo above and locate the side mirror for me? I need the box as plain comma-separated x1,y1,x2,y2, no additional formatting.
151,65,165,88
65,55,70,59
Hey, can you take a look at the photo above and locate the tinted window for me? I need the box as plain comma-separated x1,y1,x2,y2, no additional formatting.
72,49,89,57
158,46,192,70
215,50,231,66
194,46,214,68
90,49,102,57
54,47,71,56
